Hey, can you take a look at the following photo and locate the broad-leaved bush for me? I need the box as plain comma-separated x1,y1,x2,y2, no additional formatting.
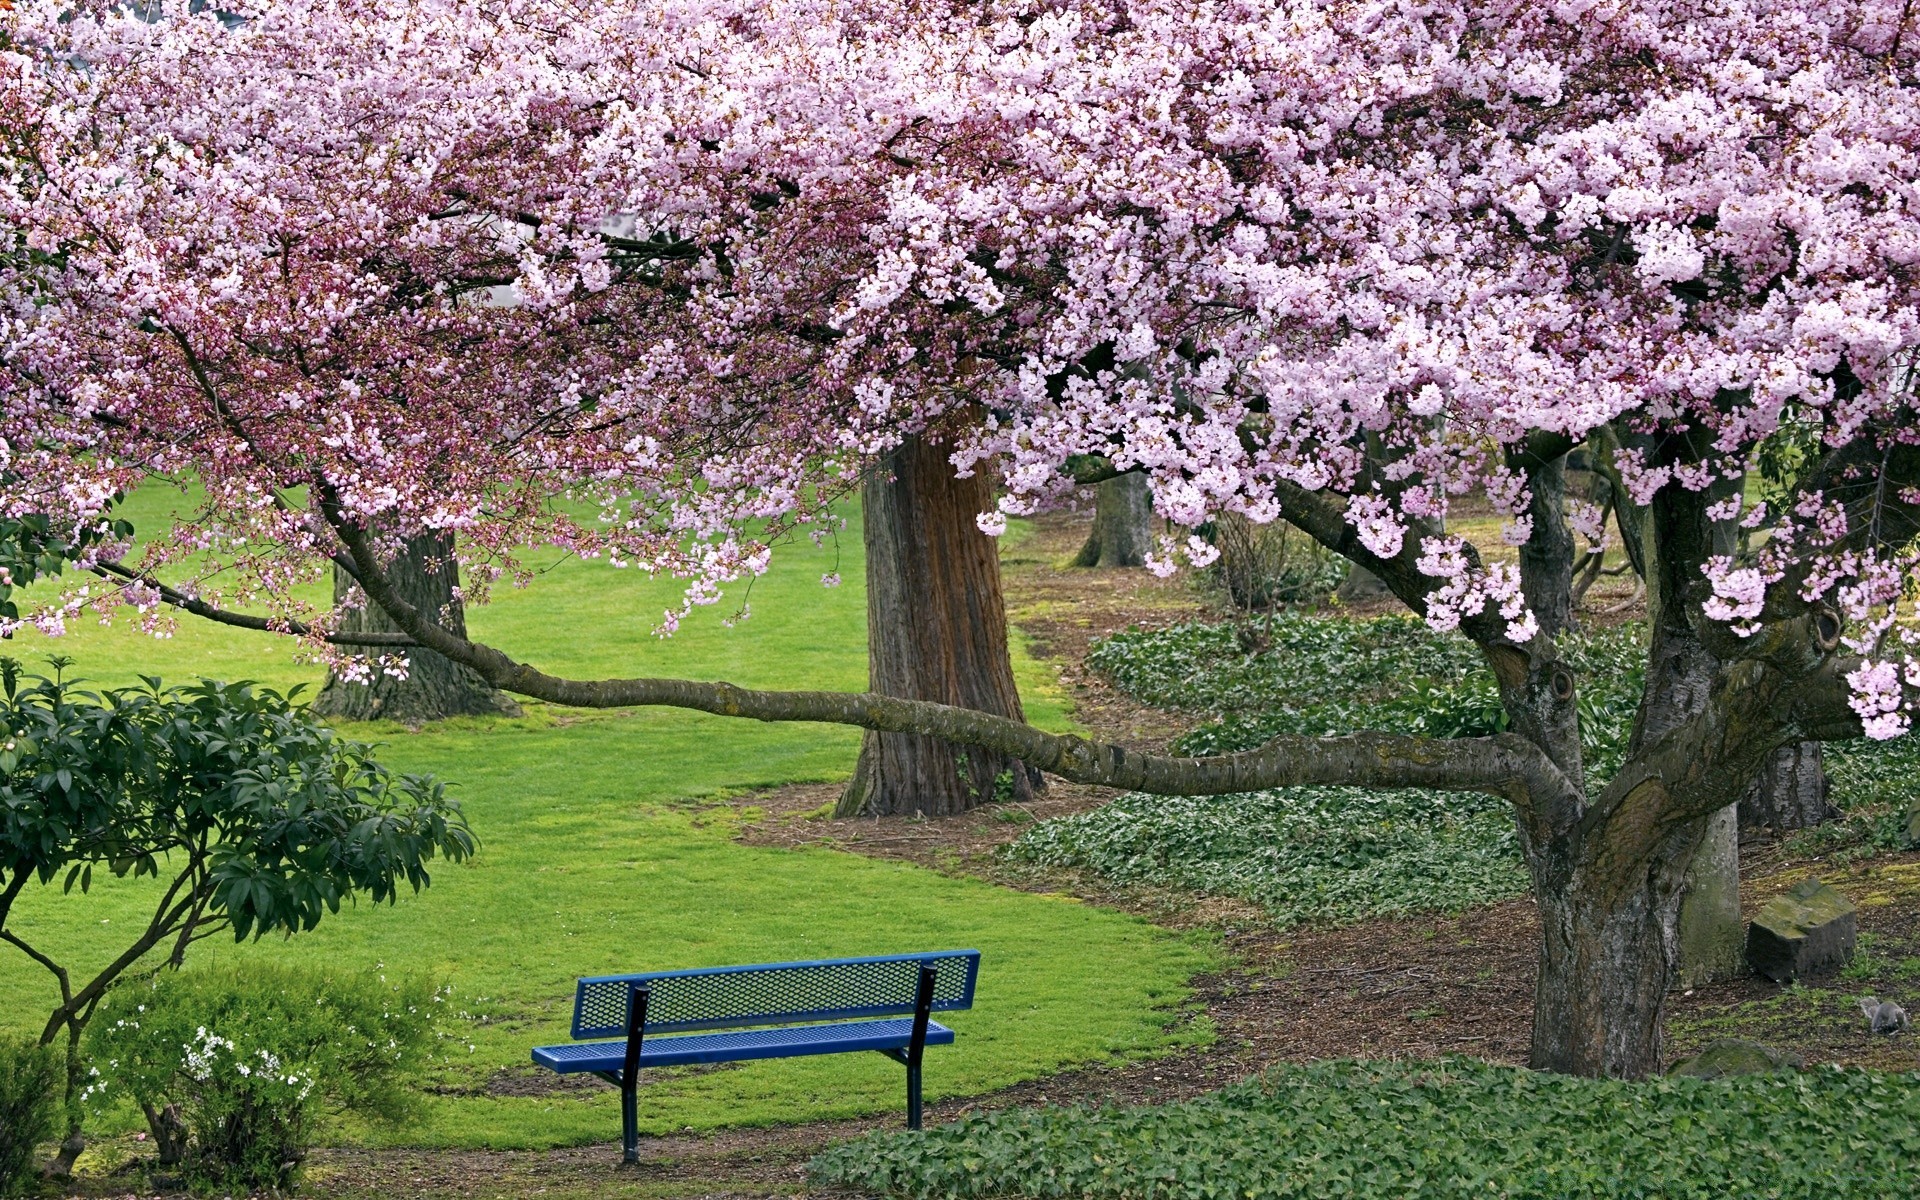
86,964,445,1191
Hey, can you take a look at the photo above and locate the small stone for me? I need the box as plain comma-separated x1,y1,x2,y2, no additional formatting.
1903,799,1920,850
1746,878,1857,983
1668,1038,1805,1080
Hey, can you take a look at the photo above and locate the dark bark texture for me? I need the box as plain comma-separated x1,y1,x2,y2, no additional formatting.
310,531,519,724
1519,457,1576,639
838,435,1039,817
1073,471,1153,568
1739,742,1834,835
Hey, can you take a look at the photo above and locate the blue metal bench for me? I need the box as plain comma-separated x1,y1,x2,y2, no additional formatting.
531,950,981,1161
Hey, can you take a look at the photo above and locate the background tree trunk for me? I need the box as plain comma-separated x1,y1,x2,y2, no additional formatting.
1335,563,1397,604
1739,742,1833,836
1519,457,1576,638
837,435,1039,818
310,531,520,724
1676,806,1745,986
1073,472,1153,568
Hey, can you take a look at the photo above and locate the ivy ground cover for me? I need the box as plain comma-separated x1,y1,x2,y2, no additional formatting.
812,1057,1920,1200
1009,616,1919,925
0,490,1213,1148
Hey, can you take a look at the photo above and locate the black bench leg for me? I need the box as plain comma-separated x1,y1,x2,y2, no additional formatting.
905,963,936,1131
621,1080,640,1164
620,984,650,1165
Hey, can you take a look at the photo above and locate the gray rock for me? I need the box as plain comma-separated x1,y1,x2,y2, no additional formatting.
1668,1038,1805,1080
1746,878,1857,983
1903,798,1920,850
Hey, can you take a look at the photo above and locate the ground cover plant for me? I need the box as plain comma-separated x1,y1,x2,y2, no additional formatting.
1006,618,1639,924
0,493,1211,1153
1029,615,1920,925
1006,786,1527,927
810,1057,1920,1200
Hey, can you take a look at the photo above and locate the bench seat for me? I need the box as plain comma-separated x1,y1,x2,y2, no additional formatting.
532,1017,956,1073
534,950,980,1161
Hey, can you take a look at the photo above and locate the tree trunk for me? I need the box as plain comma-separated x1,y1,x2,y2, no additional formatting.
1523,458,1743,1076
1529,817,1702,1076
1519,457,1575,638
1073,472,1153,568
837,435,1039,818
1739,741,1833,835
1676,805,1745,986
310,530,520,724
1335,563,1396,603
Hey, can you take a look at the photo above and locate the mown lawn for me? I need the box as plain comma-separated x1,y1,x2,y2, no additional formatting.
0,488,1213,1148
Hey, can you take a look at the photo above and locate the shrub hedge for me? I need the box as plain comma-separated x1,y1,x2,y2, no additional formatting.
87,963,444,1191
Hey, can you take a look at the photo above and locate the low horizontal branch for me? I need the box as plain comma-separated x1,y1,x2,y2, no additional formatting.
319,491,1569,801
92,562,417,648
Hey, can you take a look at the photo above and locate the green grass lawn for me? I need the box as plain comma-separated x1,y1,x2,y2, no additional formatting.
0,489,1213,1148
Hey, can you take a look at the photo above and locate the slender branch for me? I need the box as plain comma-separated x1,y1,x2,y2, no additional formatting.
91,562,417,648
160,324,365,582
52,873,210,1040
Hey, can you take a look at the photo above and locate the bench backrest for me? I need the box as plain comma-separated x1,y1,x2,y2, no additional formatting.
571,950,982,1039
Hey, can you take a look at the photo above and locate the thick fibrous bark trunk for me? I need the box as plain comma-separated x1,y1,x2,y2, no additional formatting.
1073,471,1153,568
311,531,519,724
1739,741,1833,835
837,435,1038,818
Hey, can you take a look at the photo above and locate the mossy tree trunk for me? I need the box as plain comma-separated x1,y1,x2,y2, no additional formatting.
837,435,1039,817
1073,471,1153,568
310,530,519,724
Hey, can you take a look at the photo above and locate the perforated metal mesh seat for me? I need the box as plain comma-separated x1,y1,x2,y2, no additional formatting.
570,951,979,1038
532,1017,956,1073
533,949,980,1161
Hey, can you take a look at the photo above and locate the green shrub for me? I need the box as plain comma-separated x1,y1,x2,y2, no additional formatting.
0,1037,60,1197
811,1057,1920,1200
87,963,445,1191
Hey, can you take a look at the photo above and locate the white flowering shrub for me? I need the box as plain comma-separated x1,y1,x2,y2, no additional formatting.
87,964,447,1191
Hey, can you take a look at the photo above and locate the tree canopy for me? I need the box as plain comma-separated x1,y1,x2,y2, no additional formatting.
5,0,1920,1075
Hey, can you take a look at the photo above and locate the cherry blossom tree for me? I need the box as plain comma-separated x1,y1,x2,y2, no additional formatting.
7,0,1920,1079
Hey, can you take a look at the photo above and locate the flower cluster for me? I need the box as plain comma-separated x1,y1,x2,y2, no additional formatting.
4,0,1920,725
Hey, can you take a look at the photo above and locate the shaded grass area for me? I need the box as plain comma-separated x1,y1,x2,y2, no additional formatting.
0,496,1210,1150
810,1057,1920,1200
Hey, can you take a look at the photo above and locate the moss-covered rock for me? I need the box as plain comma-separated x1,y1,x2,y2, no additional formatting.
1747,878,1857,982
1667,1038,1805,1080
